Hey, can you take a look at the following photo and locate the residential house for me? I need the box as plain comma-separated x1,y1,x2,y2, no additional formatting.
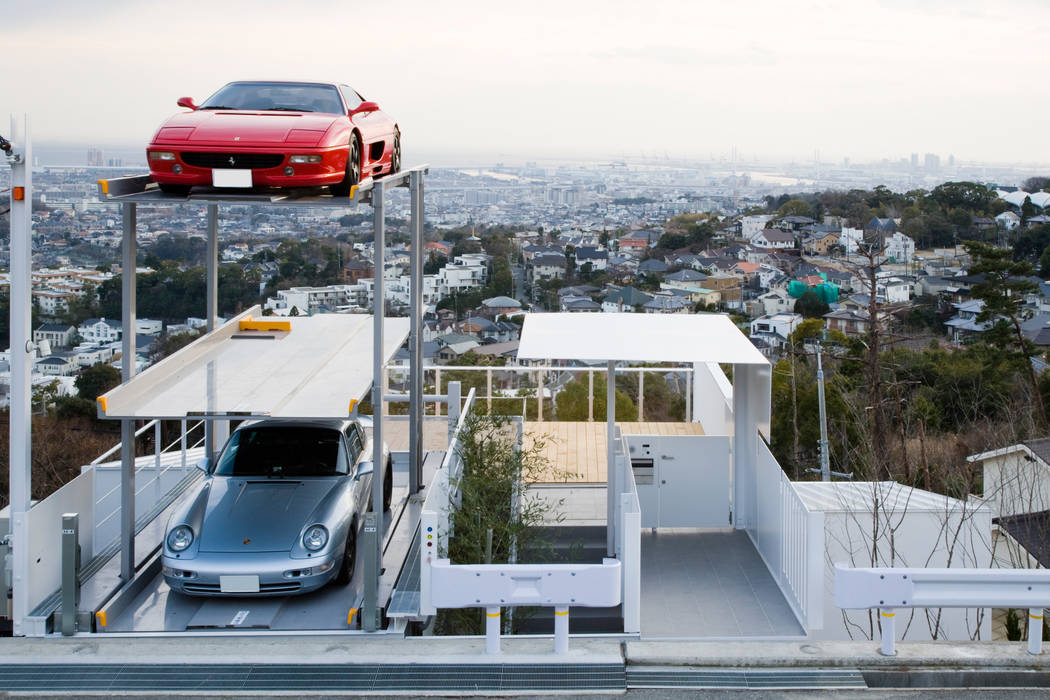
750,313,803,355
752,288,794,317
33,323,76,349
642,295,690,314
481,296,523,317
803,230,841,256
529,254,568,282
78,318,122,344
602,286,653,313
342,259,374,283
561,296,602,312
823,308,890,336
662,269,709,290
750,228,796,250
996,211,1021,230
777,215,816,232
575,246,608,272
36,355,75,377
944,299,990,344
740,214,774,241
636,259,669,276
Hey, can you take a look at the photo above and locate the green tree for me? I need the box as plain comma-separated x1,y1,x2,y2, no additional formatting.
554,372,636,421
794,289,830,319
777,199,814,219
75,363,121,401
963,240,1046,428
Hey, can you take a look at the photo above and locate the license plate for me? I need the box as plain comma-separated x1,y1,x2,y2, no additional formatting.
219,574,260,593
212,169,253,188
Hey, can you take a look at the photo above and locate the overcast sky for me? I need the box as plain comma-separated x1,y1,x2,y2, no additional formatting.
5,0,1048,165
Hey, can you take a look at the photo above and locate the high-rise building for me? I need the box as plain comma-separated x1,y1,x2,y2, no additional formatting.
924,153,940,172
910,153,919,169
87,148,104,167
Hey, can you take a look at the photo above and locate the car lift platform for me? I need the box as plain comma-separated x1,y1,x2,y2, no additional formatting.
97,306,409,420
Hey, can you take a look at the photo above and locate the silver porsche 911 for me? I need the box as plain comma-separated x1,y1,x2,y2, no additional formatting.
161,418,391,596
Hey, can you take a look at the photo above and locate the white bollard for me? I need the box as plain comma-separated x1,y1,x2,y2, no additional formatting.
879,608,896,656
554,606,570,655
485,606,501,655
1029,608,1044,655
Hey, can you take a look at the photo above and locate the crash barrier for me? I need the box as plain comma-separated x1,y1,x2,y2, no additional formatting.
835,565,1050,656
750,437,824,631
430,558,622,654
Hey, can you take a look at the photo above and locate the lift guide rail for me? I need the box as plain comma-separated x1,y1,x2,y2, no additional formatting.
97,306,409,419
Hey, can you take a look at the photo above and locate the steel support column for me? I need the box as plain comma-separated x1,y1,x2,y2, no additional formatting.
120,201,137,581
8,115,33,636
606,360,616,557
204,204,227,460
366,178,386,630
408,170,424,494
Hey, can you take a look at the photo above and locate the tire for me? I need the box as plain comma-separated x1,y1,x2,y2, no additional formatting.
389,131,401,175
383,459,393,512
158,183,190,196
334,521,357,585
330,134,361,196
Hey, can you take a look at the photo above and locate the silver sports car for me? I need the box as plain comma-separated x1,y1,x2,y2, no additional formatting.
162,418,391,596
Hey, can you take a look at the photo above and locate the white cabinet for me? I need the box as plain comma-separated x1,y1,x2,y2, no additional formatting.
630,435,731,529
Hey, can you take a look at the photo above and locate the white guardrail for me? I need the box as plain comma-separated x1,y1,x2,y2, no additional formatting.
751,437,824,631
836,565,1050,656
418,387,627,654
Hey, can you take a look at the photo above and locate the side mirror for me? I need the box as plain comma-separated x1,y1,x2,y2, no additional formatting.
195,458,209,473
356,461,374,480
350,101,379,116
177,97,198,110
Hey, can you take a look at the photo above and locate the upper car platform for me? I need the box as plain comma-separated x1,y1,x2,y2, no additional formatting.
98,306,409,420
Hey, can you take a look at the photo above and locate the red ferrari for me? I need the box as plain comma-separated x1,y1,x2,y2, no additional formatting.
146,81,400,196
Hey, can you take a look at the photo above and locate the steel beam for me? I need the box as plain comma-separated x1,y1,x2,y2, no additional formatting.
120,202,137,582
8,115,32,636
365,178,386,631
409,170,424,494
606,360,616,556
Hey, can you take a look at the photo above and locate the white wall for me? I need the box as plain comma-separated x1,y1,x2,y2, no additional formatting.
692,361,733,435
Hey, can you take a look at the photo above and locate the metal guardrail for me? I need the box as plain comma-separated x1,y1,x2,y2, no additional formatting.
835,565,1050,656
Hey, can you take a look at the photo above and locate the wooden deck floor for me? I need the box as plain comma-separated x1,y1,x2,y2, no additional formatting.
524,421,706,484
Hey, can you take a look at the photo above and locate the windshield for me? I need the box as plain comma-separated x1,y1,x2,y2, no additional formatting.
199,82,344,114
213,426,348,478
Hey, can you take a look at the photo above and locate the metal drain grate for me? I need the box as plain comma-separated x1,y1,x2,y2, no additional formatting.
627,667,867,690
0,663,626,692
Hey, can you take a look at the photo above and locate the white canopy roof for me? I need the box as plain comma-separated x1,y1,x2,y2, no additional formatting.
99,307,409,419
517,312,769,365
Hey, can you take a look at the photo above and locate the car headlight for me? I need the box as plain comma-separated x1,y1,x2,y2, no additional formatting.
167,525,194,552
289,155,322,164
303,525,329,551
149,151,176,161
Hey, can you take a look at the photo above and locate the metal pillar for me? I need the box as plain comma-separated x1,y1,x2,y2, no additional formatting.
362,512,379,632
1029,608,1044,655
638,372,644,421
485,607,501,654
408,171,424,494
879,608,896,656
8,115,32,636
365,178,386,631
120,201,137,582
554,606,570,654
817,350,831,481
447,381,461,441
204,204,227,461
606,360,616,556
60,513,79,636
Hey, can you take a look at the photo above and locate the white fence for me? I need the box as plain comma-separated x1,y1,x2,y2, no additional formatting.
615,431,642,634
749,436,824,631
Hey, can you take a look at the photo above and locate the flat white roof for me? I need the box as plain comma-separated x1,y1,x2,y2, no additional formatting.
516,312,769,365
99,307,409,419
793,481,978,513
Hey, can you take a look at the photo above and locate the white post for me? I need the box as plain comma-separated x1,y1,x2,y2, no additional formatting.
554,606,570,654
606,360,617,556
1029,608,1044,655
180,419,188,472
154,421,162,500
537,370,544,420
685,369,692,423
434,369,442,416
879,609,896,656
486,368,492,414
447,381,461,443
485,606,501,654
638,371,644,421
588,370,594,422
8,114,33,636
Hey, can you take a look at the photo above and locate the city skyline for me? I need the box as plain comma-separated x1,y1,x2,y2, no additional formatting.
7,0,1049,166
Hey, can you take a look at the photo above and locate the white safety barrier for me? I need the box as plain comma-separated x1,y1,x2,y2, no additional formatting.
430,558,622,654
835,565,1050,656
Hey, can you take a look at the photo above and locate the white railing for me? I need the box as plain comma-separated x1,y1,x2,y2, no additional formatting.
616,431,642,634
751,436,825,631
93,420,206,536
418,388,477,616
836,565,1050,656
386,363,696,422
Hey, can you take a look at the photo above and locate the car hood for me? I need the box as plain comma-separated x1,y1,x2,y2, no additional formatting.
197,477,339,553
153,111,341,146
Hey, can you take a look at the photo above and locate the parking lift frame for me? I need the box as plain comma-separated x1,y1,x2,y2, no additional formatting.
6,146,428,635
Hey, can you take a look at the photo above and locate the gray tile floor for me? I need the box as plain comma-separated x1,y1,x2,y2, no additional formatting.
640,529,805,639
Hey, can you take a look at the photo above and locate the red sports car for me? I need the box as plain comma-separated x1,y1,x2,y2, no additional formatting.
147,81,400,196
